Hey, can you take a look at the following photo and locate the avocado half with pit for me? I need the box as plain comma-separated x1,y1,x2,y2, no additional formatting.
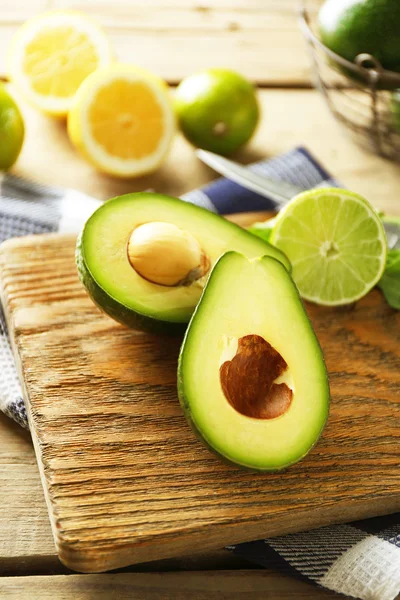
76,192,290,334
178,252,329,471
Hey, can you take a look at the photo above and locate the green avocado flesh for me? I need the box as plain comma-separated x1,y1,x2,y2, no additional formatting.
76,192,290,333
178,252,329,471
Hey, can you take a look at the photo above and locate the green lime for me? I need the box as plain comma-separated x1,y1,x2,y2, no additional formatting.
174,69,259,156
270,189,387,306
0,83,24,170
319,0,400,73
248,217,276,243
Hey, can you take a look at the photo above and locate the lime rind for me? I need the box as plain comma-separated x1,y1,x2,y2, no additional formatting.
271,188,387,306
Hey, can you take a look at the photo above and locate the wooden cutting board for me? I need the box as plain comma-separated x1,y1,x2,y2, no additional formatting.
0,214,399,574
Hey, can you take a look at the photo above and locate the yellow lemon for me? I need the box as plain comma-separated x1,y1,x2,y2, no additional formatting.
7,11,113,117
67,64,176,178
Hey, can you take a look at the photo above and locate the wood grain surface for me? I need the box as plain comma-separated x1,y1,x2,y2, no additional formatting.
0,224,399,573
0,410,264,577
0,415,57,567
0,0,312,85
0,571,341,599
5,87,400,217
0,1,399,596
0,411,254,576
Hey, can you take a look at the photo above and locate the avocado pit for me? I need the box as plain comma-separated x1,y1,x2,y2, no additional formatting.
127,221,210,287
220,334,293,419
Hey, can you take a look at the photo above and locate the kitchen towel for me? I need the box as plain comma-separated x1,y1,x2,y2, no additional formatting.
0,146,399,600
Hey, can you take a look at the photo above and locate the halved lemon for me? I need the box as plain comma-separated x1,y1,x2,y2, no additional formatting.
67,64,176,178
7,11,113,117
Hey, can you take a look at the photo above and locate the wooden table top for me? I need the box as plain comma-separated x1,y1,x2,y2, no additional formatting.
0,1,399,598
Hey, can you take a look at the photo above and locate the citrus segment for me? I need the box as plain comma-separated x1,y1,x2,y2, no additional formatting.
67,65,176,177
271,189,387,306
7,11,113,116
88,79,164,160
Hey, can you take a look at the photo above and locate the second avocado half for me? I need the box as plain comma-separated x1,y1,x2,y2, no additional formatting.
77,192,290,333
178,252,329,471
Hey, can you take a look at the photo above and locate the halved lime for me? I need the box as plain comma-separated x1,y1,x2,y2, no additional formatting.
270,189,387,306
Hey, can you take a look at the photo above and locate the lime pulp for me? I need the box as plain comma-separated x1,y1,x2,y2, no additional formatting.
270,188,387,306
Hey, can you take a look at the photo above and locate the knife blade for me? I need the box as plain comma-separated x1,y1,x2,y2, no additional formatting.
196,149,400,250
195,149,302,207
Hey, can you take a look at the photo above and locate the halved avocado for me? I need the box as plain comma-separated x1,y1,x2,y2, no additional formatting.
76,192,290,334
178,251,329,471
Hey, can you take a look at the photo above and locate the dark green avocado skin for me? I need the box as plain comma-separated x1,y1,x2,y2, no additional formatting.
76,231,187,335
319,0,400,73
75,192,290,334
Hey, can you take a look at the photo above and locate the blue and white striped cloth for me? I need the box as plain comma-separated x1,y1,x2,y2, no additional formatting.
0,146,399,600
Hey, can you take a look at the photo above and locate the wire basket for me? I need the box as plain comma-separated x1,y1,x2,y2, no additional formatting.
299,0,400,161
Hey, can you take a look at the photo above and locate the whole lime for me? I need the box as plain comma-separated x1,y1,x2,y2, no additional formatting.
0,84,24,170
319,0,400,73
174,69,259,155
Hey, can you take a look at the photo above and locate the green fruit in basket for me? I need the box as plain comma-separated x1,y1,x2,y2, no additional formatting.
0,83,24,170
178,251,329,471
174,69,259,155
270,188,387,306
76,192,289,334
319,0,400,73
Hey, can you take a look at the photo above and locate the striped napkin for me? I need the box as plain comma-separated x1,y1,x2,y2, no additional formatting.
0,147,399,600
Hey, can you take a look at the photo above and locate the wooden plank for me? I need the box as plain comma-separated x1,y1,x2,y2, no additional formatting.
0,409,292,576
0,410,253,573
0,0,311,85
3,88,399,216
0,348,274,575
0,572,340,599
0,0,47,22
0,409,338,591
0,232,399,573
51,0,301,30
0,415,57,563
